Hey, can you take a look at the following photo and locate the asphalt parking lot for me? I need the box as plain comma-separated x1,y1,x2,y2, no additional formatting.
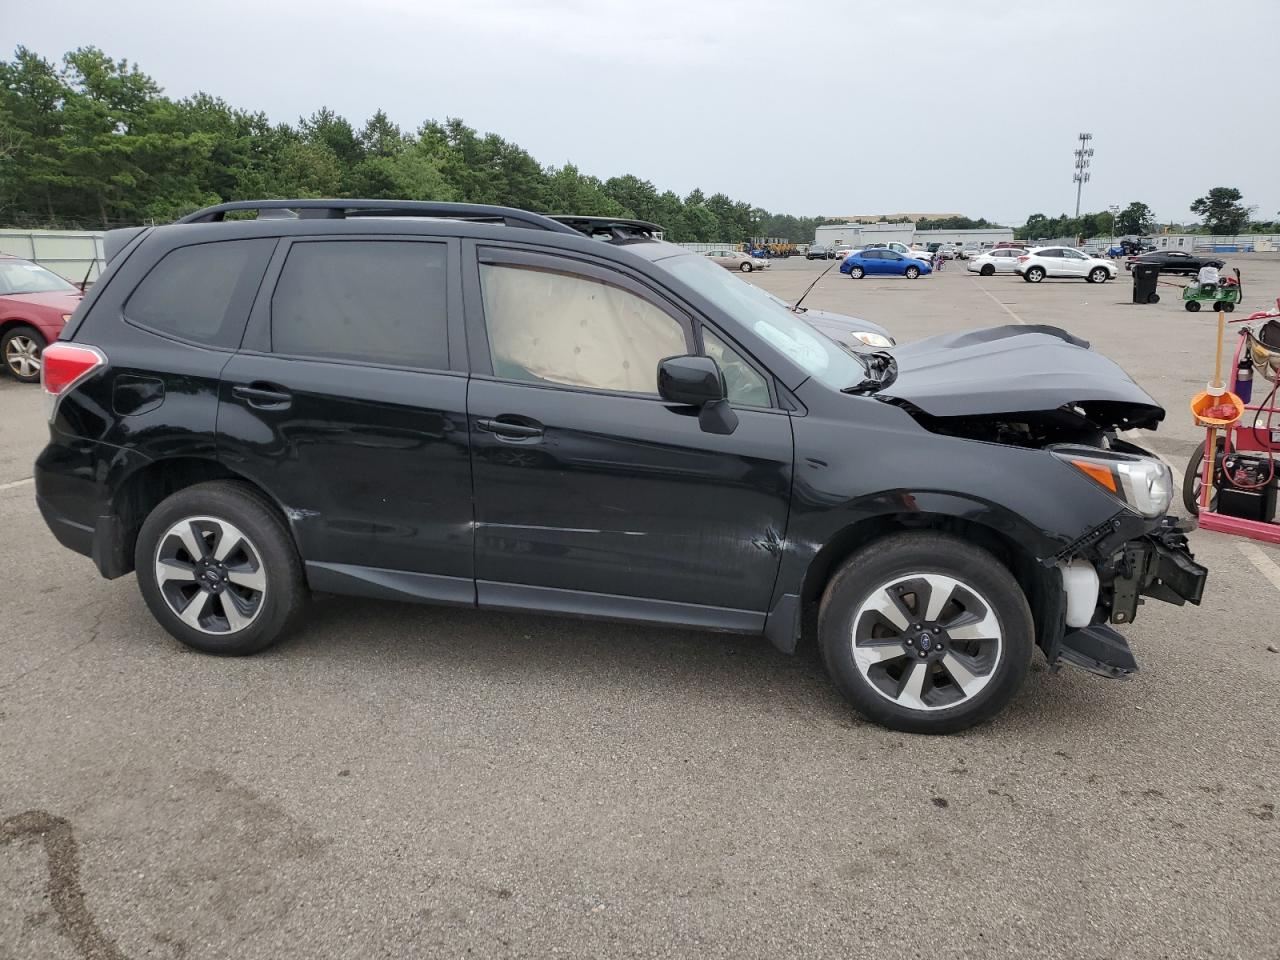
3,256,1279,959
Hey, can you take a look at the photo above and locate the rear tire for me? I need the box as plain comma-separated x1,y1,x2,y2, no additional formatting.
980,264,995,276
819,532,1033,735
135,480,307,655
740,261,753,272
1026,266,1045,283
2,325,47,383
905,266,921,279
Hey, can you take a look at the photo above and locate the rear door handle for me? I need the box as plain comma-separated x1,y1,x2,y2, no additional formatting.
476,416,544,441
232,383,293,410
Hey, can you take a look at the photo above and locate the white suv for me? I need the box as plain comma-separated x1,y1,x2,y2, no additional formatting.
966,247,1027,276
1015,247,1117,284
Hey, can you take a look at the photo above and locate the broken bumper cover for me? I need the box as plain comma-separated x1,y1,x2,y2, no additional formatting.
1049,516,1207,679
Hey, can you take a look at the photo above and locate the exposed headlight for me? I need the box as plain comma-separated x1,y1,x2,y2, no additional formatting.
1052,448,1173,518
851,331,894,348
61,314,72,323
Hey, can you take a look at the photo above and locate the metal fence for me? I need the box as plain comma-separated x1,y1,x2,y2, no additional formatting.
0,229,105,283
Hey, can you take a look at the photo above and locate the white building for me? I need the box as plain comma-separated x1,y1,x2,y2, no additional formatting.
813,223,1013,250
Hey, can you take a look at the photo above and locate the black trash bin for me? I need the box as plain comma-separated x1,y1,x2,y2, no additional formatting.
1132,263,1161,304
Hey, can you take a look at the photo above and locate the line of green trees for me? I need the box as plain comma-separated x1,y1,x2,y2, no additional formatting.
1015,190,1275,242
2,47,1273,243
0,45,834,243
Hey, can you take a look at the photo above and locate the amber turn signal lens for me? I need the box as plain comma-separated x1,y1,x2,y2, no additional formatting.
1069,459,1118,492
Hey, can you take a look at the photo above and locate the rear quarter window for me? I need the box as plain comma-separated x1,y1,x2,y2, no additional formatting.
125,239,274,348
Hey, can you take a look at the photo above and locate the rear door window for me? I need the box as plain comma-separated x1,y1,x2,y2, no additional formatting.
269,240,448,369
126,239,275,348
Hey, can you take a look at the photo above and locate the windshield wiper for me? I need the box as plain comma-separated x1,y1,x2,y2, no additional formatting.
841,350,898,394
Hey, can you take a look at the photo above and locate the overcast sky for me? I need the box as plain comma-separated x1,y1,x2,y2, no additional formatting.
10,0,1280,225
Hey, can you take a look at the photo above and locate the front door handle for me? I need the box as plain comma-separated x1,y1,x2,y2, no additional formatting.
232,383,293,410
476,416,544,441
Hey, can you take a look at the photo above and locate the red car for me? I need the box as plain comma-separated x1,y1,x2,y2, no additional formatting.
0,255,83,382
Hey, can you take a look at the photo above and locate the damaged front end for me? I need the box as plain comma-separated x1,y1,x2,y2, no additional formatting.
874,324,1207,679
1044,513,1207,679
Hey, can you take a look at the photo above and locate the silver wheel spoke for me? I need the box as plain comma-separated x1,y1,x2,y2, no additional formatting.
226,565,265,592
949,608,1000,642
212,520,247,562
854,642,908,668
865,588,909,631
220,593,252,632
178,590,212,629
942,653,985,697
176,521,207,562
897,661,929,709
156,559,197,584
923,574,959,621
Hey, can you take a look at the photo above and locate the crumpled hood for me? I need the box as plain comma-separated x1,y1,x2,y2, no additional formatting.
878,325,1165,428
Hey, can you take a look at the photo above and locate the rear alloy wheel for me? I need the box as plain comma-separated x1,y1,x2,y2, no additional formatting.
136,481,306,655
1026,266,1045,283
2,325,47,383
1088,267,1109,283
740,261,753,272
905,266,921,279
849,266,865,279
980,264,995,276
819,533,1032,734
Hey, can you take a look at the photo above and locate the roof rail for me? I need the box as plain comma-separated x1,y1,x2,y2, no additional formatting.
176,199,580,234
550,215,664,244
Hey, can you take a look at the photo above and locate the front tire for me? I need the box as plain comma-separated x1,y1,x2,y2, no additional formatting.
819,532,1033,734
135,480,306,655
1088,267,1109,283
980,264,995,276
1026,266,1045,283
905,266,920,279
2,325,47,383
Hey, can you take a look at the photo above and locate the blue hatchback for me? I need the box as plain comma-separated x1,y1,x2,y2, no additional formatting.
840,249,932,279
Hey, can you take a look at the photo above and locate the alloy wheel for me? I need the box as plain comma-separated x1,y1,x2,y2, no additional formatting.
154,515,267,634
4,334,41,379
851,573,1002,711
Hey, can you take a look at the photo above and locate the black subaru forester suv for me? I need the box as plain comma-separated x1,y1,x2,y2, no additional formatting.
35,200,1206,734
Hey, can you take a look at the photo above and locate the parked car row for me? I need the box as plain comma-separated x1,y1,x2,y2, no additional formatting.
965,246,1116,284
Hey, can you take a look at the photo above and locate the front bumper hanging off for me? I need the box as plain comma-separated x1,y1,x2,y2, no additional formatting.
1047,517,1207,679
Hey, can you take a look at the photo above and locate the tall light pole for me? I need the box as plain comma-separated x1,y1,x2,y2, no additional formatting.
1073,132,1093,217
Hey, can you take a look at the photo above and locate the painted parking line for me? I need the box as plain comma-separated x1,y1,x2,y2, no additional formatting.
970,279,1026,325
0,476,33,492
1237,541,1280,595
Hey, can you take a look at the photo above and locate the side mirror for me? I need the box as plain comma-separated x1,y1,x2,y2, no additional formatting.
657,355,738,436
658,355,725,406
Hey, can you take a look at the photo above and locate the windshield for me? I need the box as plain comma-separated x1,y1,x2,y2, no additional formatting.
658,253,868,390
0,259,77,295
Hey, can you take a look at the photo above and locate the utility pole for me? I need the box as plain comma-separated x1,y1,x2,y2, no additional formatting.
1073,133,1093,217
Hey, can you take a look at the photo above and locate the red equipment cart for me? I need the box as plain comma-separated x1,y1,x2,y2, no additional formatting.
1192,303,1280,544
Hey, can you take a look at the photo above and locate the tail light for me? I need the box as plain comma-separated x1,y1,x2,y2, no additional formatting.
1017,255,1029,263
41,342,106,417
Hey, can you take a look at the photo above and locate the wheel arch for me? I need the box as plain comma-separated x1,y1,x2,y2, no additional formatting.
790,509,1058,659
108,455,301,577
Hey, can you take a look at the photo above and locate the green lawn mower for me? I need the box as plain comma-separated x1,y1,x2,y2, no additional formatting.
1183,266,1242,313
